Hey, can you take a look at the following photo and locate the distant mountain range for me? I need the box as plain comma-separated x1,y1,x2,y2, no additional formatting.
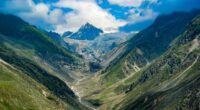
62,31,73,37
61,23,131,62
64,32,131,62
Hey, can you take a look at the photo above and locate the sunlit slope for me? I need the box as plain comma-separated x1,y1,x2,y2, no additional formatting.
114,14,200,110
0,59,76,110
0,13,89,110
0,13,83,82
100,10,200,85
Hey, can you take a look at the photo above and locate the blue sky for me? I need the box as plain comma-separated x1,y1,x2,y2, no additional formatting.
0,0,200,34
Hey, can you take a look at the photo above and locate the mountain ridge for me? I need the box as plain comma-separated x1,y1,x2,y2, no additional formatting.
100,9,200,85
0,13,90,110
69,22,104,40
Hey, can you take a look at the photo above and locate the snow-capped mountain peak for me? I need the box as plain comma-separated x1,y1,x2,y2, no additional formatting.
69,22,103,40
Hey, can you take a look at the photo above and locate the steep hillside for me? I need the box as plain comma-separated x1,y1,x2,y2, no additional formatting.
0,13,89,110
114,14,200,110
0,13,84,82
100,10,200,85
0,59,75,110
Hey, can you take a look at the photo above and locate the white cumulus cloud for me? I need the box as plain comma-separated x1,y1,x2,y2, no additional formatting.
108,0,159,7
0,0,158,34
54,0,127,34
128,9,158,24
108,0,144,7
0,0,69,32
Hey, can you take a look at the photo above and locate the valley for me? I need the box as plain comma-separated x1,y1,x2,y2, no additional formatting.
66,10,200,110
0,3,200,110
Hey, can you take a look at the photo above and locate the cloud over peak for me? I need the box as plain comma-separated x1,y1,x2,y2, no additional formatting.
54,0,127,33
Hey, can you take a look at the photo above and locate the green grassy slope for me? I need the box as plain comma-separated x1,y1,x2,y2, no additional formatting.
100,10,200,85
0,13,89,110
0,13,82,82
114,14,200,110
0,59,74,110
